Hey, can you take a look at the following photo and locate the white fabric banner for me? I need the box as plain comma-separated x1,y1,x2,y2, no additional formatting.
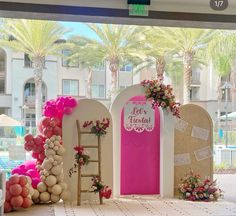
191,126,210,141
174,118,188,132
174,153,191,166
194,146,213,161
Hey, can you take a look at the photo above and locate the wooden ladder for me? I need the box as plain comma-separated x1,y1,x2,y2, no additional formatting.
76,120,103,206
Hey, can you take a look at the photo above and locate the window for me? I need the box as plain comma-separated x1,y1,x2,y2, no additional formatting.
190,88,199,101
92,85,105,98
24,79,47,105
0,79,5,94
63,80,79,96
120,63,133,72
62,50,79,67
24,54,32,68
25,113,36,127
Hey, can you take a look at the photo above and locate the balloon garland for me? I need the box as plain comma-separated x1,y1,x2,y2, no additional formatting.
4,96,78,213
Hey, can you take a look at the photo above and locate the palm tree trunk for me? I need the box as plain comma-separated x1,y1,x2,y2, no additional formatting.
156,56,165,83
32,56,44,129
183,51,193,104
109,58,119,99
87,68,92,99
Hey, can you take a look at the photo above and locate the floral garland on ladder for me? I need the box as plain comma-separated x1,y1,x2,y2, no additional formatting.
68,146,90,177
91,176,112,199
141,80,180,117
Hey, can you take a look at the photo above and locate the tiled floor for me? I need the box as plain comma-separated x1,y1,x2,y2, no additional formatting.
8,197,236,216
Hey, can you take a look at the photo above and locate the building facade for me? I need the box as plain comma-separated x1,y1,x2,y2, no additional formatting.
0,47,133,130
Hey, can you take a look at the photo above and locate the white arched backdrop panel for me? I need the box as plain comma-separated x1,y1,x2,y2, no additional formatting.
110,84,174,198
62,99,113,203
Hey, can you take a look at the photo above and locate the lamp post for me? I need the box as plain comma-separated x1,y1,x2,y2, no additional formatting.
221,82,233,147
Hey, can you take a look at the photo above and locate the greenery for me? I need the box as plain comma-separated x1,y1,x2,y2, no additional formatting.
213,131,236,145
0,19,69,127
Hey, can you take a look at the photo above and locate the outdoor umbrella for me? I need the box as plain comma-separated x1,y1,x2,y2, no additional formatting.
0,114,22,126
0,114,25,136
220,112,236,121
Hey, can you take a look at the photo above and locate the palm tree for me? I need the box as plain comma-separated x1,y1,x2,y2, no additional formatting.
142,27,175,83
0,19,68,126
207,30,236,143
158,28,215,104
67,38,103,98
72,24,144,99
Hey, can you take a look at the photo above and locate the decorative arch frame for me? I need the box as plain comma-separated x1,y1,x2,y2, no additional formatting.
110,84,175,198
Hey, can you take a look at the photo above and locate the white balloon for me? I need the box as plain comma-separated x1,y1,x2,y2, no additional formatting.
54,155,63,163
60,190,71,201
51,194,60,203
52,184,62,195
59,182,67,190
45,175,57,187
37,182,47,193
51,165,62,175
57,146,65,155
42,160,53,170
32,189,40,199
53,146,59,151
40,192,50,202
45,149,56,157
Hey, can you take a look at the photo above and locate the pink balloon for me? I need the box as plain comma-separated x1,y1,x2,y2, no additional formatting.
24,134,34,142
64,107,72,115
41,117,51,127
53,126,62,136
9,184,22,196
4,201,12,213
21,187,29,198
43,128,53,138
32,152,39,159
9,175,20,185
26,169,38,178
11,168,21,175
10,196,23,208
24,141,33,151
68,98,77,107
19,176,28,187
32,178,40,189
22,198,32,208
6,190,12,201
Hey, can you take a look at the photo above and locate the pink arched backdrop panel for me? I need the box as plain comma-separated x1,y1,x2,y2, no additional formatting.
121,95,160,195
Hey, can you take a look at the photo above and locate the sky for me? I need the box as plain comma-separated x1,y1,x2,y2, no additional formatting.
61,21,98,39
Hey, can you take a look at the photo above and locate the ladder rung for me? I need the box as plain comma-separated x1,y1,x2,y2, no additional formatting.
81,131,96,134
81,190,89,193
81,174,99,177
82,145,98,148
88,160,99,163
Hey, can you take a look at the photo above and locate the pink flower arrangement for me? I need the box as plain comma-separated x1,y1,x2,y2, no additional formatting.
69,146,90,177
91,176,112,199
178,170,223,201
141,80,180,117
83,118,110,136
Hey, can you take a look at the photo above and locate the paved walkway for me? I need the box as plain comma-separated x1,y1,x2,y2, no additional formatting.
214,174,236,203
7,175,236,216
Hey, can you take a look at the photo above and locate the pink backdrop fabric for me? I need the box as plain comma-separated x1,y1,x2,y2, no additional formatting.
121,95,160,195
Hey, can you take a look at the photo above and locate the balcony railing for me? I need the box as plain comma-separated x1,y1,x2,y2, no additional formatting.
24,96,46,107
